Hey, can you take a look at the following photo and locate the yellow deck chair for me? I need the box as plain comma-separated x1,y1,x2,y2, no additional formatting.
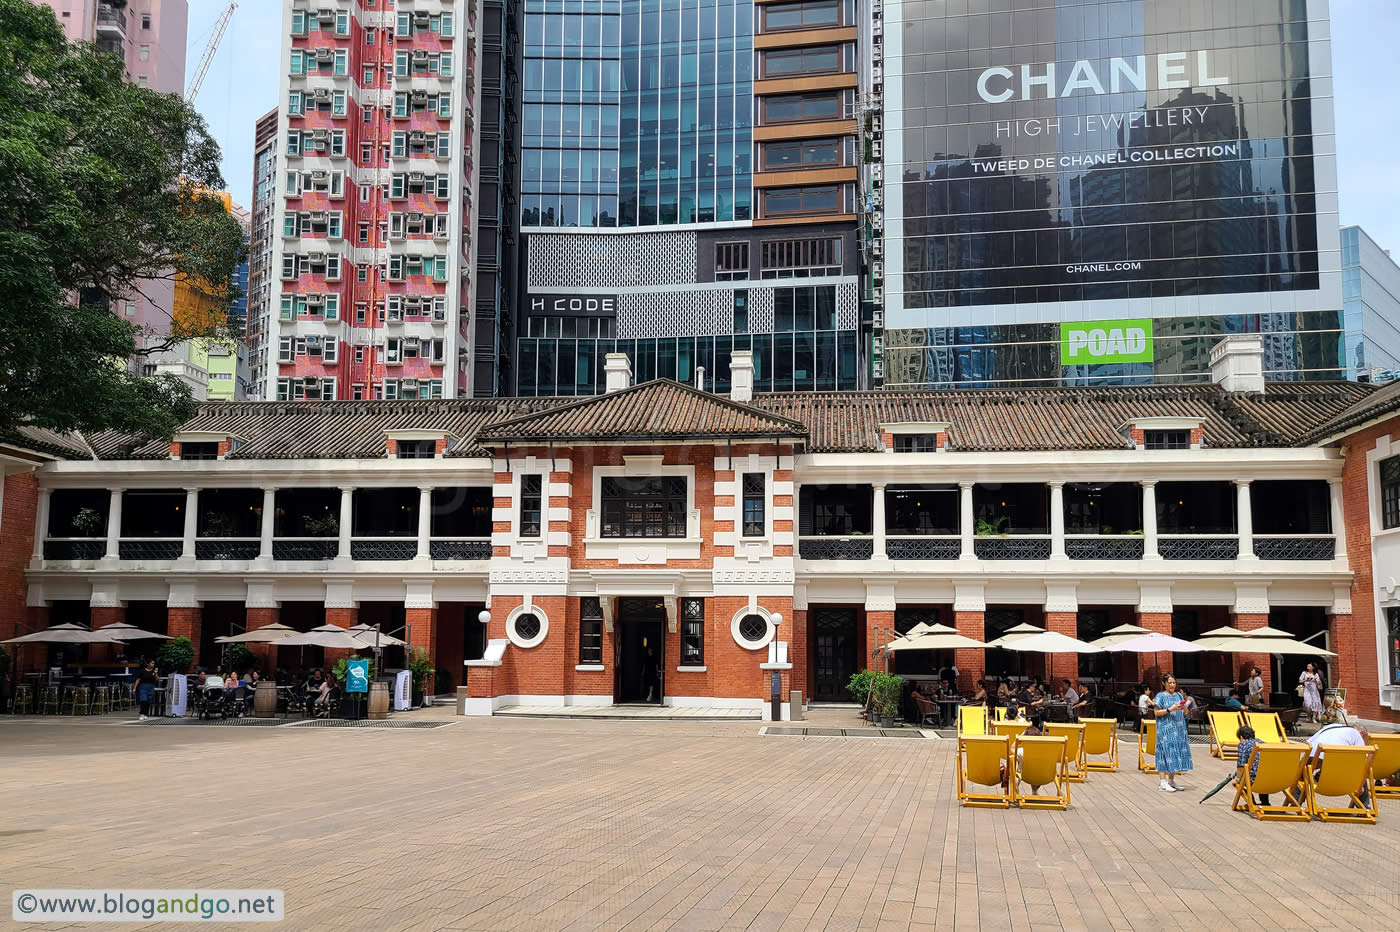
1369,734,1400,799
1244,711,1292,745
1305,746,1378,823
1013,735,1071,810
1079,718,1119,772
958,735,1012,808
1044,722,1087,782
957,705,988,743
992,705,1012,722
1138,719,1157,773
993,720,1030,743
1229,743,1310,821
1207,710,1245,759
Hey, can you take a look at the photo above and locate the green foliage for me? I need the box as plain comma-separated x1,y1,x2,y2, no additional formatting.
332,655,376,687
0,0,245,439
224,643,255,674
302,513,339,537
71,506,105,536
201,512,235,537
155,636,194,674
847,669,876,706
975,516,1009,537
871,672,905,718
408,648,435,693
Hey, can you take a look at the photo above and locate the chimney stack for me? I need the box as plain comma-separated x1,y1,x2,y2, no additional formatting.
1210,335,1265,394
603,353,632,394
730,351,754,402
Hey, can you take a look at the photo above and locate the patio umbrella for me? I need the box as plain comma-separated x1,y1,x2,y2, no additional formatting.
1001,631,1103,654
884,623,986,652
1088,623,1152,648
1104,633,1205,654
95,622,172,641
215,622,300,644
1205,629,1337,657
346,624,407,647
278,625,378,650
1,623,120,645
1193,625,1248,649
983,623,1046,648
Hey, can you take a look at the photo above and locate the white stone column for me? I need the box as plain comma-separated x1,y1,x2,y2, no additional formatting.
258,488,277,560
959,481,975,560
872,484,886,559
337,486,354,559
417,486,434,559
1327,477,1347,559
104,488,124,561
180,487,199,561
1049,481,1066,559
1236,479,1255,560
1141,480,1159,560
31,486,51,563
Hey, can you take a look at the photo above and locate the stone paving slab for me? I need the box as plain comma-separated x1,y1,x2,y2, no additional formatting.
0,711,1397,931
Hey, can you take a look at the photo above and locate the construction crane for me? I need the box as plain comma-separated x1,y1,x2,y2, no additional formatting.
185,2,237,104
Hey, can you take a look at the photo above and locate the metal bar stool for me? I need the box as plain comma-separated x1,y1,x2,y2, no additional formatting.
90,686,111,715
13,684,34,714
39,686,61,715
61,686,89,716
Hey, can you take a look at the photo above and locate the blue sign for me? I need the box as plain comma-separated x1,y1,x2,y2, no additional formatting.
346,659,370,694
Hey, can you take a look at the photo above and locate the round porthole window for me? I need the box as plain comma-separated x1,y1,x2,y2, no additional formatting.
506,608,548,649
730,608,777,650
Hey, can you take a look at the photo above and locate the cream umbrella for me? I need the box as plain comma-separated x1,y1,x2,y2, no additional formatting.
215,623,300,644
1088,623,1151,648
1002,631,1104,655
884,623,986,652
1206,630,1337,658
1,623,120,645
1193,625,1247,649
1105,633,1206,654
278,625,379,650
96,622,173,641
345,624,407,648
983,622,1045,648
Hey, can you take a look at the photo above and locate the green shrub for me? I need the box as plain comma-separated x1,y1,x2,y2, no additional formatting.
155,636,194,674
847,669,876,706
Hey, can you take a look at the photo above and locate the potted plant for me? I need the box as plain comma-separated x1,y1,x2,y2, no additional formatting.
155,636,194,676
847,669,876,710
224,643,255,675
332,655,375,719
302,513,339,537
407,649,434,707
975,516,1008,537
871,672,904,726
71,506,104,537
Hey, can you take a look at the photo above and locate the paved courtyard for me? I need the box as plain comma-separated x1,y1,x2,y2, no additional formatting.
2,710,1398,931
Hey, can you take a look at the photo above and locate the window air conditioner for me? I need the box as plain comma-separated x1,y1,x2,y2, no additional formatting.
311,169,329,181
305,293,325,307
413,50,429,63
313,88,331,100
871,238,883,256
312,128,329,141
317,9,335,22
871,260,884,280
402,379,419,391
404,295,423,308
411,90,428,102
315,47,334,60
413,11,430,24
408,171,425,182
407,211,424,222
409,131,427,144
308,251,327,263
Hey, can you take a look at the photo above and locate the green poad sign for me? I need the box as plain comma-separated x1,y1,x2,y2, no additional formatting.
1060,319,1154,365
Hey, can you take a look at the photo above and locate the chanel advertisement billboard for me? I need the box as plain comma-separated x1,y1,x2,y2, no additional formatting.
886,0,1334,321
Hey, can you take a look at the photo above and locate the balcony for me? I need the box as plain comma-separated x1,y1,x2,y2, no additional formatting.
43,539,105,561
798,536,873,560
1065,535,1145,560
96,5,127,39
1254,536,1336,560
272,538,340,561
351,538,418,561
973,536,1052,560
1158,535,1240,561
885,536,960,560
195,539,261,561
118,539,183,561
429,538,492,560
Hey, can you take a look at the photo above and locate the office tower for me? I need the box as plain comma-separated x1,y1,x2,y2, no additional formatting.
1342,226,1400,380
246,108,280,401
266,1,487,401
877,0,1343,388
512,0,864,395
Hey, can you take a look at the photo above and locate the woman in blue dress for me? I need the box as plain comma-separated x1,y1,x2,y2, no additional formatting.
1152,674,1193,792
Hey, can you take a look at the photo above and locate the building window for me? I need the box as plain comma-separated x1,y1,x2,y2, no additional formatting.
761,186,843,218
680,598,704,666
519,475,542,538
180,442,219,461
1383,456,1400,530
761,237,842,276
600,477,688,538
762,0,842,30
506,608,548,649
760,44,846,78
396,439,436,459
761,138,842,171
894,434,938,452
1144,430,1190,450
580,597,604,665
761,91,846,124
142,13,151,28
742,474,766,536
715,242,749,280
733,291,749,333
731,610,776,650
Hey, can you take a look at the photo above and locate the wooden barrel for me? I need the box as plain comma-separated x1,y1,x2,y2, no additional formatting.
368,682,391,720
253,682,279,718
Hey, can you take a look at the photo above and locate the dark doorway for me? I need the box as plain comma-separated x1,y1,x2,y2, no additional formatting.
812,606,859,702
614,598,664,704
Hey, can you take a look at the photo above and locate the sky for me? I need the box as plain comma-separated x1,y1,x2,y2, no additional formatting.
189,0,1400,255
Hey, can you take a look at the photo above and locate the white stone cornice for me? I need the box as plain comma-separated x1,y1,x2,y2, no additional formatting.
1232,584,1270,616
953,582,985,613
1137,583,1173,615
864,581,896,612
1043,582,1077,614
166,580,199,609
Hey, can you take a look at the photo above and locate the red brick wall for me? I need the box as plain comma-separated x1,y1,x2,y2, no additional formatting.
167,607,201,670
953,611,984,690
790,608,807,701
1136,612,1172,685
406,607,438,695
244,607,279,671
481,595,567,698
1232,613,1272,696
1043,612,1078,684
865,610,893,673
706,596,792,700
1,473,37,647
88,605,125,664
1336,415,1400,722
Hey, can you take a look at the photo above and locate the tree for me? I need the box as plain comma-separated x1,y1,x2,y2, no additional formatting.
0,0,246,440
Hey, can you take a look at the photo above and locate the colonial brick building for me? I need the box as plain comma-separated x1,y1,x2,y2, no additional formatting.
3,338,1399,724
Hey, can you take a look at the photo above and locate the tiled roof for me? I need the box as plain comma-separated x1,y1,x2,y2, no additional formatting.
749,382,1377,452
15,379,1389,461
477,380,809,444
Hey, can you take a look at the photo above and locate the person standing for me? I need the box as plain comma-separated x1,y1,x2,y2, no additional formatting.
135,660,158,721
1299,664,1324,722
1152,675,1193,792
1241,666,1265,707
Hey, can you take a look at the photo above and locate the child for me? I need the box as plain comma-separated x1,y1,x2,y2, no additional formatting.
1234,725,1269,805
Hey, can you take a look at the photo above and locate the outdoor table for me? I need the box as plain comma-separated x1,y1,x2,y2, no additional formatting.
937,699,960,727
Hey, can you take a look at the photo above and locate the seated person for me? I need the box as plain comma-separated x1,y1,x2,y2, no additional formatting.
971,680,988,704
1061,679,1080,708
1071,685,1093,719
1234,725,1269,805
1136,685,1153,718
1302,723,1373,807
1018,685,1046,709
996,681,1012,701
1224,689,1247,711
223,671,242,700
